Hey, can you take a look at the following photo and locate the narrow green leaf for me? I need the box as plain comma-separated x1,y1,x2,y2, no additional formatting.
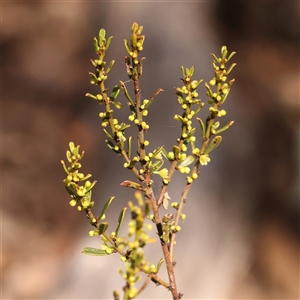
103,128,113,139
161,148,170,160
151,159,164,173
156,258,165,273
120,180,145,191
85,93,97,100
85,180,97,193
69,142,75,152
115,207,127,237
179,155,194,167
60,160,69,174
110,85,120,101
82,247,111,256
99,29,106,46
211,53,220,62
99,196,115,220
119,81,135,107
197,118,206,139
106,60,115,74
106,36,113,50
93,37,99,53
204,136,222,154
180,66,185,78
173,145,180,160
105,139,115,150
127,136,132,158
123,39,131,55
119,123,131,131
65,185,78,199
99,222,109,234
227,51,236,62
66,150,72,162
213,121,234,135
226,63,236,75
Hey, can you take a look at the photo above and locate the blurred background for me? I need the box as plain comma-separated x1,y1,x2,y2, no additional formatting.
2,1,299,299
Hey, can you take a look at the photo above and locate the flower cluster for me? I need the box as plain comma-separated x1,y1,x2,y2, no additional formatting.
61,142,96,210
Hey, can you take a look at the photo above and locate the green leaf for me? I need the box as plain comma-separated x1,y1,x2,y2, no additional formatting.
99,196,115,220
99,222,109,234
61,160,69,174
119,123,131,131
197,118,206,139
152,146,164,159
115,207,127,237
103,128,113,139
221,45,228,59
127,136,132,158
99,29,106,46
110,85,120,101
106,60,115,74
211,53,220,63
188,66,194,76
120,180,145,191
161,148,170,160
105,140,120,154
82,247,111,256
180,66,185,78
179,155,194,168
65,185,78,199
93,37,99,53
212,121,234,135
151,159,164,173
227,51,236,62
69,142,75,153
123,39,131,55
106,36,113,50
173,145,180,160
204,136,222,154
226,63,236,75
156,258,165,273
119,81,135,108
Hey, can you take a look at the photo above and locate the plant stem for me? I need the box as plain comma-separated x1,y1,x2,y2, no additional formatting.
169,182,192,263
146,185,179,300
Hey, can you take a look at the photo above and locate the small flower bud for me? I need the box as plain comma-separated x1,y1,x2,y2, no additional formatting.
69,199,77,207
85,181,92,188
209,78,216,86
187,176,193,183
176,225,181,231
163,178,169,185
105,247,114,254
128,114,135,121
191,173,198,179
